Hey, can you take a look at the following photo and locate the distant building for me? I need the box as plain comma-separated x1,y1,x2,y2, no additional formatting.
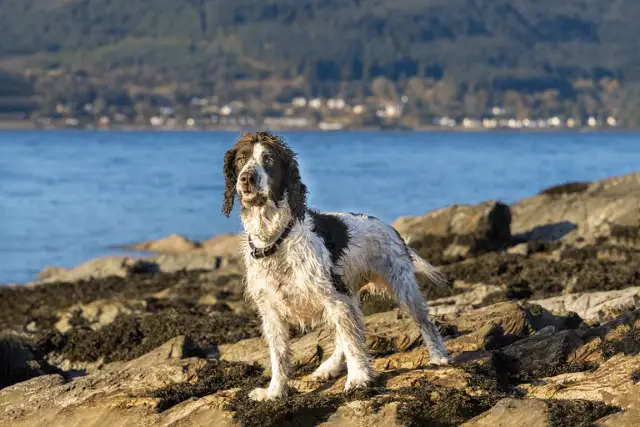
548,117,561,127
377,103,402,118
318,121,344,131
436,117,456,127
482,118,497,129
150,116,163,126
309,98,323,109
292,97,307,107
263,116,312,129
327,98,346,109
352,105,366,115
462,118,481,128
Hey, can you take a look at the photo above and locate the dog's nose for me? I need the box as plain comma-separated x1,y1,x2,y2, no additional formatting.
239,171,256,189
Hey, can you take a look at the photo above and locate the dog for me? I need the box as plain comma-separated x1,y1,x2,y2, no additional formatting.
222,132,451,401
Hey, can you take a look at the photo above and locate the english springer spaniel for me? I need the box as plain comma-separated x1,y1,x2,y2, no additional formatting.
223,132,451,401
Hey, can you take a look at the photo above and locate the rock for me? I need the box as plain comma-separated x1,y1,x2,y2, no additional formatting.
125,234,202,253
523,354,640,408
439,250,640,302
0,337,210,427
34,256,159,284
394,200,511,264
105,336,200,371
442,302,540,336
32,252,241,285
122,233,240,259
512,172,640,244
54,299,134,333
595,408,640,426
201,234,241,256
218,309,424,373
530,288,640,322
153,252,234,272
501,328,585,374
462,398,551,427
219,303,580,375
0,335,58,390
1,304,636,427
464,398,620,427
35,266,67,281
428,282,504,316
319,401,403,427
507,243,529,256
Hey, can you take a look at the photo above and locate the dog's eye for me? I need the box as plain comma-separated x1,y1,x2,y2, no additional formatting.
236,157,246,167
263,156,274,166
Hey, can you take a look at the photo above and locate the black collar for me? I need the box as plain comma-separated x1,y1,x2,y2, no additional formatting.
248,219,296,259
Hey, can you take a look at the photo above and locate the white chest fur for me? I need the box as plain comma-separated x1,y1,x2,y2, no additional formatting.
241,226,334,327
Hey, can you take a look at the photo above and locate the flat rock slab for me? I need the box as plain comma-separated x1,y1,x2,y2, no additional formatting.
531,287,640,321
462,398,551,427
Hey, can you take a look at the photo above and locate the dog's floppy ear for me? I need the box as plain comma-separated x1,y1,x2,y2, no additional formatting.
281,144,308,221
222,147,237,217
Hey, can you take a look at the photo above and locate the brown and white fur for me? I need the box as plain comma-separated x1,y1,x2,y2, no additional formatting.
222,132,451,401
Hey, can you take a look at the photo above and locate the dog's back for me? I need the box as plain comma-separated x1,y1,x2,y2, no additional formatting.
313,211,440,296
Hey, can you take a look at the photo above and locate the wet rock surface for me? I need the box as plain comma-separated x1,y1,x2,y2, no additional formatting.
1,172,640,426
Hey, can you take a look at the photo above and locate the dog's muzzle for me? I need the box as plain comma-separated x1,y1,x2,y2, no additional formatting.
239,170,258,194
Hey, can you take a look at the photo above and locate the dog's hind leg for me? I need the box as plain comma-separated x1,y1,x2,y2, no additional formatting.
309,336,345,381
323,293,374,391
383,263,451,365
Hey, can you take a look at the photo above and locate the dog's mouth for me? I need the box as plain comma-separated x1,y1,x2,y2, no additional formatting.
240,192,268,207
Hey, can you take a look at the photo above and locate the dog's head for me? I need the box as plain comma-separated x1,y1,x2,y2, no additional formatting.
222,132,307,220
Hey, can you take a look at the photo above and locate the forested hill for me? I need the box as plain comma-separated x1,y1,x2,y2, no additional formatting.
1,0,640,126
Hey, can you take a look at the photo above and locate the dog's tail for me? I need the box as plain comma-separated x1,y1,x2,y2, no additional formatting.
402,235,449,289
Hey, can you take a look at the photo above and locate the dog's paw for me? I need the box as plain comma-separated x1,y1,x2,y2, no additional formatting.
248,387,286,402
344,371,374,393
428,353,453,366
309,363,346,382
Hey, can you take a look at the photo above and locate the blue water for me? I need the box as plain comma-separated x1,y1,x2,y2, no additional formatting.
1,130,639,284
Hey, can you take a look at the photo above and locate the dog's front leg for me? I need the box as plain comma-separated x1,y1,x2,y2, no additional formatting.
249,300,291,401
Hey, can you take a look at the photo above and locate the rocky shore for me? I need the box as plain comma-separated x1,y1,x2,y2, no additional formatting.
1,172,639,427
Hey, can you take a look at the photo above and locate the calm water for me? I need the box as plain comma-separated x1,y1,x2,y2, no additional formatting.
1,130,639,284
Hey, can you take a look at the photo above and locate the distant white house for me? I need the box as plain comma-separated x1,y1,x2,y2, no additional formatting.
318,121,344,131
309,98,323,109
352,105,366,115
292,97,307,107
150,116,163,126
327,98,346,109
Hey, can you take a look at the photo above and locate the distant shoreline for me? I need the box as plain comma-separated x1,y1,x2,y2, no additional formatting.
0,120,635,133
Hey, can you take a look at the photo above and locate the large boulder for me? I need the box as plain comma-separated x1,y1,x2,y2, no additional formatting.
0,335,58,390
123,233,240,259
511,172,640,244
125,234,202,253
394,201,512,264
